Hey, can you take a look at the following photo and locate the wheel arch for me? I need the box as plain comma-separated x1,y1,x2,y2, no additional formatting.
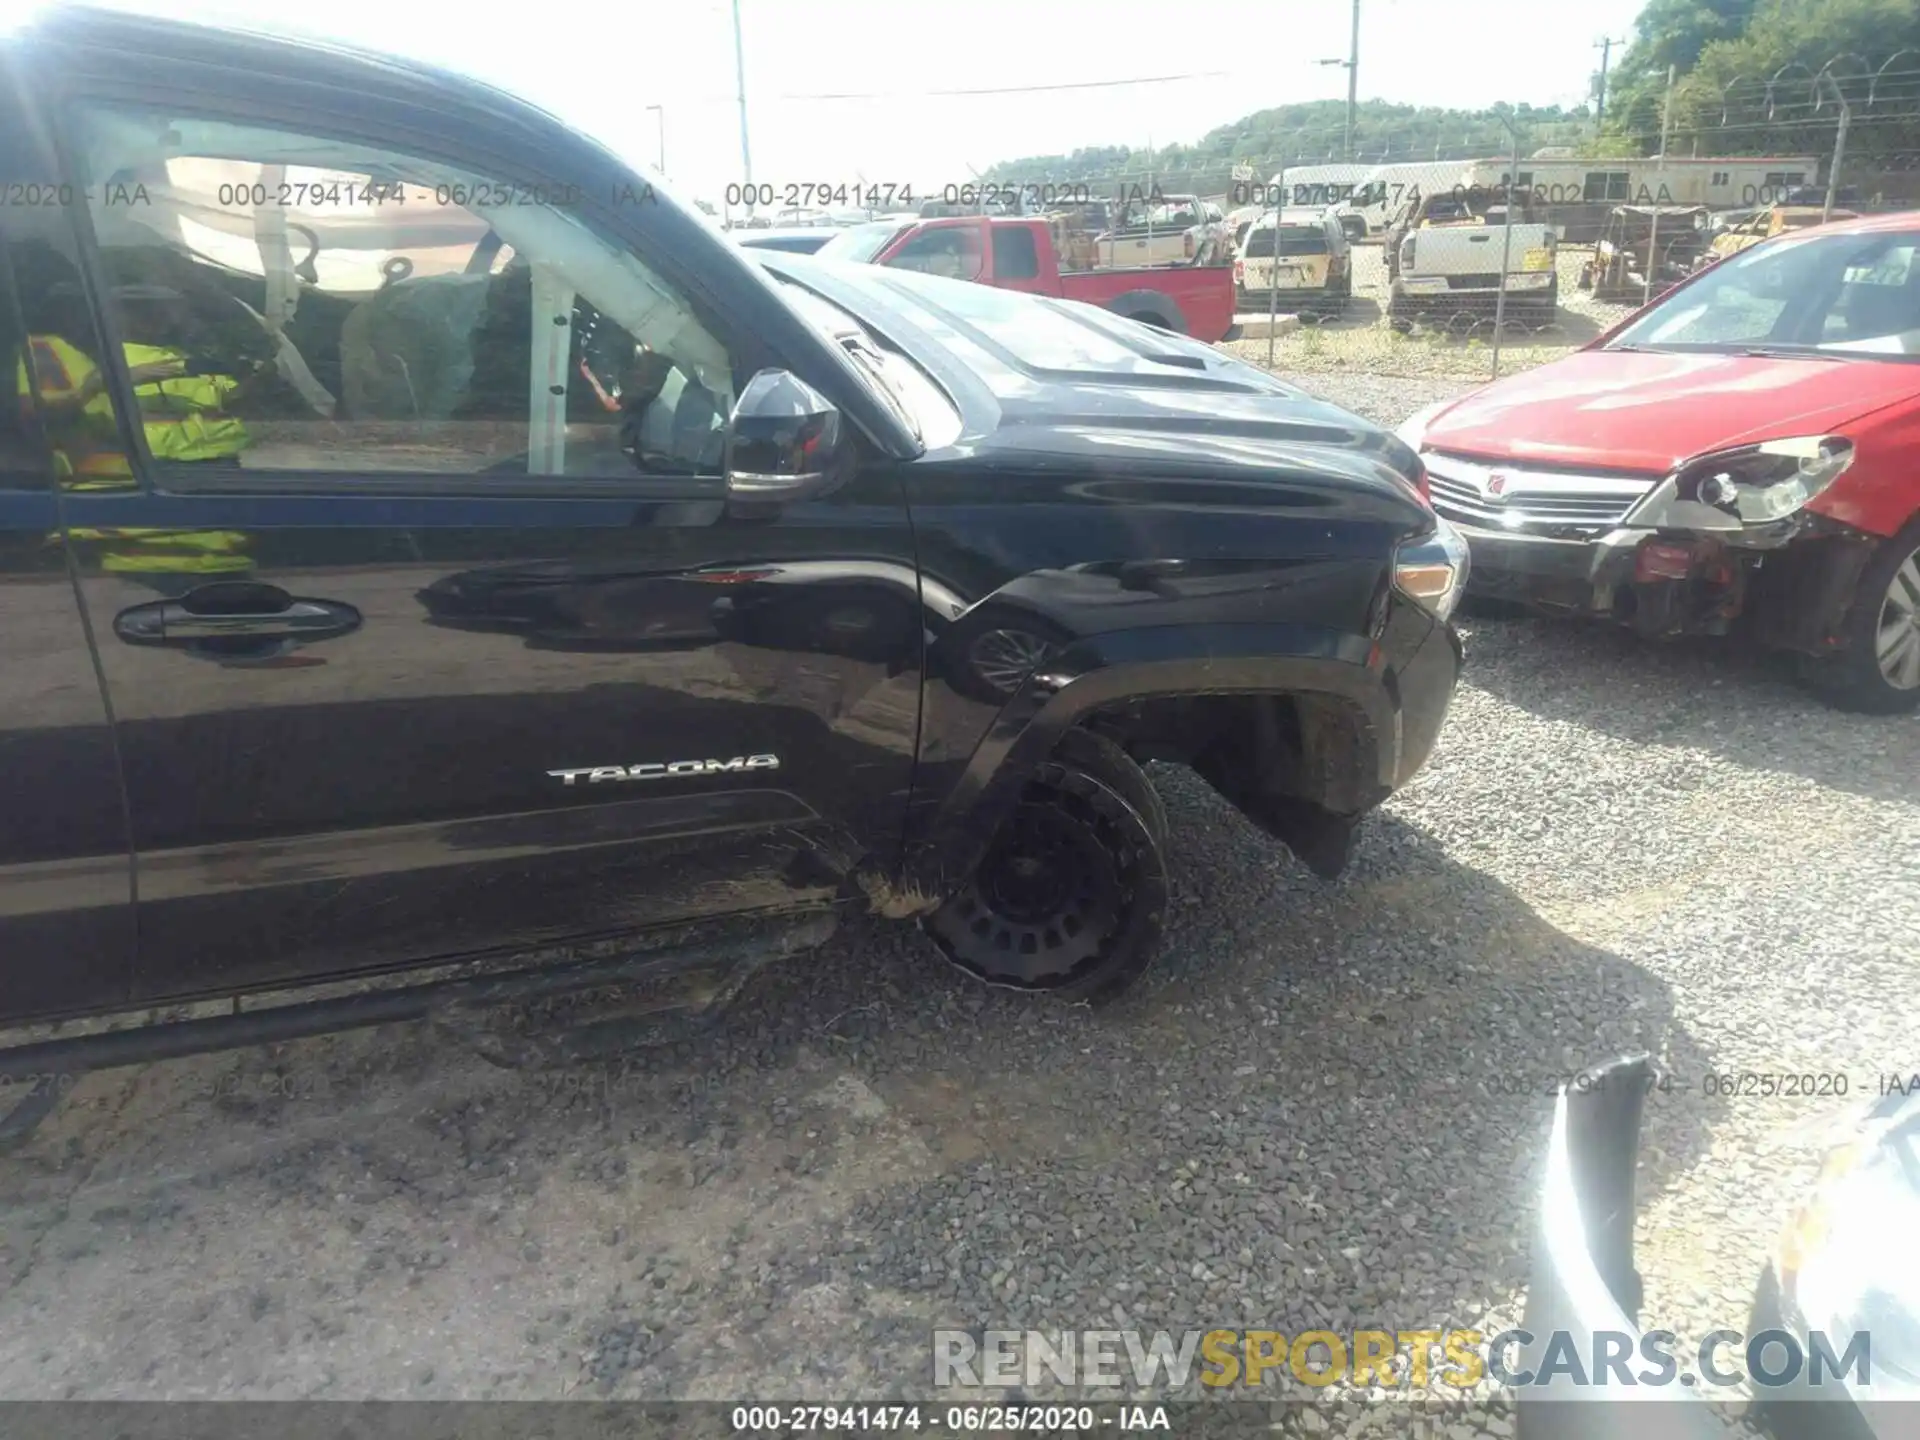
1105,290,1187,335
893,623,1398,906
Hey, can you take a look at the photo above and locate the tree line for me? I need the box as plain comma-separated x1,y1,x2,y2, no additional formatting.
1601,0,1920,168
982,0,1920,193
979,99,1592,191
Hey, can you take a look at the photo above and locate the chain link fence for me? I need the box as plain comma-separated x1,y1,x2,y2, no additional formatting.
943,70,1920,387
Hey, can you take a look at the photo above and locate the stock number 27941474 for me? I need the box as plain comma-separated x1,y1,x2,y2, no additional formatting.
725,183,914,209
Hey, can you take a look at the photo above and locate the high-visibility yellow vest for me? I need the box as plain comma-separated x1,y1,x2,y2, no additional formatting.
19,335,251,467
20,336,253,573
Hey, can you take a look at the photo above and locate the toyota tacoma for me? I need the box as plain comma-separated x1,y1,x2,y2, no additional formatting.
0,8,1463,1100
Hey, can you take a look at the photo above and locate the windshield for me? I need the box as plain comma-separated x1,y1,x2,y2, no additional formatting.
1243,225,1328,258
815,221,911,263
1609,227,1920,358
1145,202,1201,228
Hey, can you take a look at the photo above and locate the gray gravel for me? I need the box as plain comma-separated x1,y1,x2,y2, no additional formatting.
1271,370,1479,431
2,385,1915,1432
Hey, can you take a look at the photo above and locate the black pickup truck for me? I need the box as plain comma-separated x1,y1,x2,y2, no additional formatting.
0,9,1464,1090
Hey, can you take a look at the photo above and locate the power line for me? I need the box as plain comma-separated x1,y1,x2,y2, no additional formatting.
771,70,1237,101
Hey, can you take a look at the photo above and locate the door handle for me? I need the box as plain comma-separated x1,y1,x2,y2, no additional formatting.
115,582,363,648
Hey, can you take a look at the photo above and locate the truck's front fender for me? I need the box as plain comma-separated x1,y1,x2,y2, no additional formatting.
895,621,1407,906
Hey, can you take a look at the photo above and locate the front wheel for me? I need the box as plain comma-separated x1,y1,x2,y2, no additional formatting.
1812,520,1920,713
926,745,1168,1004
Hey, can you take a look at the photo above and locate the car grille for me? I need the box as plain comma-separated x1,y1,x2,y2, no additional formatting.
1424,453,1659,537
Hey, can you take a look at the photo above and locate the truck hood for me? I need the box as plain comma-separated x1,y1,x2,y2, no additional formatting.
763,255,1432,522
1419,348,1918,473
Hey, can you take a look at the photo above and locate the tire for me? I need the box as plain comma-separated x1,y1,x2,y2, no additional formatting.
926,751,1169,1005
1809,517,1920,713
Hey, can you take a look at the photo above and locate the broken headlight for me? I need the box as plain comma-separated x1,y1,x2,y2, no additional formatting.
1675,435,1855,526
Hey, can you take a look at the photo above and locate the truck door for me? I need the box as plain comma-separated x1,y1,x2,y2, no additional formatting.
876,219,989,284
986,225,1052,296
41,89,923,1003
0,80,133,1022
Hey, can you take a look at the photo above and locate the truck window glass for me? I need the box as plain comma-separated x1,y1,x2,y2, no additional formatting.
67,103,737,481
3,205,140,490
0,232,39,481
814,221,910,263
990,226,1040,281
887,226,982,281
1243,225,1329,258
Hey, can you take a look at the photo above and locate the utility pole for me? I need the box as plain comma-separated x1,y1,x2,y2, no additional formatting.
1316,0,1361,162
1490,111,1521,380
1594,35,1626,129
1645,65,1676,309
1657,62,1676,158
731,0,753,203
1822,73,1852,222
1346,0,1360,162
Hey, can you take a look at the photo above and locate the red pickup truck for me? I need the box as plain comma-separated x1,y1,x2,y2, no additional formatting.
814,216,1238,343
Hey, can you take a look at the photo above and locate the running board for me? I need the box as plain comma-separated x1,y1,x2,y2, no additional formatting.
0,911,837,1085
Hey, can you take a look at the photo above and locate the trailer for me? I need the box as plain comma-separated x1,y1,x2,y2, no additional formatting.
1453,155,1821,241
1333,154,1822,243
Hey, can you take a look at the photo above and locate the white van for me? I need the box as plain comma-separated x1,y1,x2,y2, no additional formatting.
1332,160,1484,239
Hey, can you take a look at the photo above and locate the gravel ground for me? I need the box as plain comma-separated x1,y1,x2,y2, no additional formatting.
1221,245,1638,382
2,374,1916,1434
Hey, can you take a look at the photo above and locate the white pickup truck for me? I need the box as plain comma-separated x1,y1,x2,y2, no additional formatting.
1095,195,1230,267
1384,190,1558,327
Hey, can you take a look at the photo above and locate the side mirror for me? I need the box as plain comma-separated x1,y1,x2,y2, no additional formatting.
725,368,845,503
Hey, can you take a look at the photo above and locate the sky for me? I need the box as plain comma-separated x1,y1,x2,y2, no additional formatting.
3,0,1652,204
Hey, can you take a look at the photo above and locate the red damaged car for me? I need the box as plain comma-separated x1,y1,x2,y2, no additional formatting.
1396,210,1920,712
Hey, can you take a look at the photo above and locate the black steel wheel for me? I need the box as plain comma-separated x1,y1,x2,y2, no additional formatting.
927,757,1168,1004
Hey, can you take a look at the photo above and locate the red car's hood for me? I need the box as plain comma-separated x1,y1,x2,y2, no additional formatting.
1422,349,1920,473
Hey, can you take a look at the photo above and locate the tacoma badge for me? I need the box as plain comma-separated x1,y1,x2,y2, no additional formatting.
547,754,781,786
